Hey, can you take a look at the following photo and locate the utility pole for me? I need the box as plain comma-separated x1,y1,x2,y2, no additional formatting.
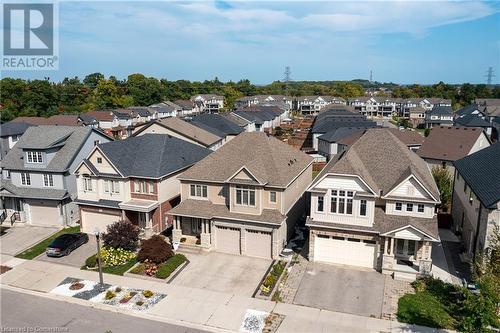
283,66,291,96
485,67,495,85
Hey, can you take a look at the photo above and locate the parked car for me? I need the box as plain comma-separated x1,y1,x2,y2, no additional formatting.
46,233,89,257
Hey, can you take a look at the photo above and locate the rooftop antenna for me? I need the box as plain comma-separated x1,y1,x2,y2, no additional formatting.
283,66,292,96
485,66,495,85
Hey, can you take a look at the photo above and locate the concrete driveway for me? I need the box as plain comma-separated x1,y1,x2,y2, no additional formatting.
36,236,96,268
171,251,271,296
294,262,385,318
0,226,59,256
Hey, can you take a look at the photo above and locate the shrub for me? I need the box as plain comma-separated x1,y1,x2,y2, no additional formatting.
100,246,136,267
85,254,97,268
105,290,116,300
142,290,154,298
115,287,122,293
263,274,276,288
143,259,158,277
271,261,285,278
102,220,140,251
137,235,174,264
136,301,144,306
155,254,187,279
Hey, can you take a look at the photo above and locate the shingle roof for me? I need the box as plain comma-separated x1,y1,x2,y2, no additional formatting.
173,100,194,110
221,112,252,127
96,134,211,178
83,111,115,122
317,127,368,143
426,105,453,118
387,129,425,146
454,113,492,128
321,128,439,199
417,126,487,162
0,121,32,137
454,143,500,209
179,132,313,188
312,119,377,134
190,114,243,137
0,180,69,200
2,126,99,172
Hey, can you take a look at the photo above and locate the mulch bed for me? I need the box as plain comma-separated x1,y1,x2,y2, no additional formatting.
0,266,12,274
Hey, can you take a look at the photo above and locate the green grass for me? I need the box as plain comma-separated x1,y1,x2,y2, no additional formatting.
81,254,137,276
398,292,455,329
15,226,80,260
155,254,187,279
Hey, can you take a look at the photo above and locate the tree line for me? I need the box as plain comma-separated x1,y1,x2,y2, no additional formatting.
1,73,498,122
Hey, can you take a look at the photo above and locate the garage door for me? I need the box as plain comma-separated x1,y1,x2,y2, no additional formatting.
28,200,60,226
314,235,377,269
215,226,240,255
246,229,272,259
81,210,121,234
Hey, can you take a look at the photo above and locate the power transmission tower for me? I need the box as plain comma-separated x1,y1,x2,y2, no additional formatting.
283,66,292,96
369,70,373,83
485,67,495,85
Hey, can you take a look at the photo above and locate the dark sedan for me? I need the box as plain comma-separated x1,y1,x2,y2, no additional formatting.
46,233,89,257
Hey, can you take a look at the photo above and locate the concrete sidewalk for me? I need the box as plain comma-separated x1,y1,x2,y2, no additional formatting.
0,257,451,333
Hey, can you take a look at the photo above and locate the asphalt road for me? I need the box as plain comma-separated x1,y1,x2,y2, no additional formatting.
0,288,208,333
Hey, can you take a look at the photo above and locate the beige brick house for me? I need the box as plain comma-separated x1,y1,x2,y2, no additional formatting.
169,132,313,259
307,128,441,279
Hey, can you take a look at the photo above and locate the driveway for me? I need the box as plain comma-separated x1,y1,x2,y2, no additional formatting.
171,251,271,296
36,236,96,267
0,226,59,256
294,262,385,318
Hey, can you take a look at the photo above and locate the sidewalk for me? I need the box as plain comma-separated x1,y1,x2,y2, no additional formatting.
0,256,452,333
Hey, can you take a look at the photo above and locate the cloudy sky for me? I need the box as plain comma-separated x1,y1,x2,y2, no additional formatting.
4,0,500,84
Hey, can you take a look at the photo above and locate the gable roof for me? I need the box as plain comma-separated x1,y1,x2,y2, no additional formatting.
133,117,222,147
417,126,487,162
222,112,252,127
454,143,500,209
317,127,368,143
319,128,439,199
2,126,105,172
190,114,243,137
454,113,492,128
95,134,211,178
427,105,453,117
83,111,115,122
179,132,313,187
173,100,194,110
0,121,32,137
387,129,425,146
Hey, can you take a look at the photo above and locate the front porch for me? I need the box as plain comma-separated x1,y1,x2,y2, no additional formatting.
172,216,212,249
381,236,433,278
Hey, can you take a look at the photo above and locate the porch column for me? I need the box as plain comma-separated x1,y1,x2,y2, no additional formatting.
145,212,152,229
200,219,211,249
172,216,182,244
121,210,125,221
391,237,396,256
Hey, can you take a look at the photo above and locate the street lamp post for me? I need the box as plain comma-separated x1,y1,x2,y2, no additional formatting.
94,227,104,289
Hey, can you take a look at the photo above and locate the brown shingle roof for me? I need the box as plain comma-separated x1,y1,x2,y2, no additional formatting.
322,128,439,199
11,117,53,125
12,115,84,126
83,111,115,122
417,126,486,162
179,132,313,187
387,128,424,146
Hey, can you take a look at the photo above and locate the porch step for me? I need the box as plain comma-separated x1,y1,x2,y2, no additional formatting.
393,271,417,282
177,244,204,255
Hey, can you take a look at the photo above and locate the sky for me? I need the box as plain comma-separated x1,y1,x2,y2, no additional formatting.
2,0,500,84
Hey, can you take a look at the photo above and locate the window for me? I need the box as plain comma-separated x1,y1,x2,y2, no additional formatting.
43,174,54,187
190,184,208,198
135,180,155,194
406,203,414,212
104,180,120,194
82,175,92,191
236,186,256,206
331,190,353,215
360,199,367,216
395,202,402,211
269,191,277,203
330,196,337,213
20,173,31,186
317,196,324,212
27,151,43,163
97,157,102,164
418,204,425,213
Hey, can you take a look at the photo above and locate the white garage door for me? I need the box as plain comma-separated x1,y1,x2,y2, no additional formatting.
28,200,60,226
81,210,121,234
314,235,377,269
246,229,272,259
215,226,240,255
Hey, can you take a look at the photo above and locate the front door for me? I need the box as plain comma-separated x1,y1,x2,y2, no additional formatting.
191,218,202,234
396,239,416,258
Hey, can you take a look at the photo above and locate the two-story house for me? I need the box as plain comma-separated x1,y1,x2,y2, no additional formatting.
451,143,500,259
425,105,454,128
168,132,313,259
74,134,211,236
0,126,112,226
191,94,224,113
307,128,440,279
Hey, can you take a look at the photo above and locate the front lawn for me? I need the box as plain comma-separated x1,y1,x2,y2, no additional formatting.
82,253,138,276
130,253,187,279
15,226,80,260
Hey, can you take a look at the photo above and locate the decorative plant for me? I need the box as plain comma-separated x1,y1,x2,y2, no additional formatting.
115,287,122,293
69,282,85,290
137,235,174,264
102,220,140,251
142,290,154,298
99,246,135,267
143,259,158,277
119,291,137,304
135,301,144,306
105,290,116,300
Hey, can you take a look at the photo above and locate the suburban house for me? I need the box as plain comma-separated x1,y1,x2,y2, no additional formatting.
189,113,243,143
455,103,498,140
408,106,427,128
222,112,255,132
307,128,440,279
295,96,346,115
148,102,179,119
0,122,33,159
233,106,283,132
74,134,211,236
132,117,223,150
417,126,490,172
425,105,454,128
387,128,425,151
423,98,452,110
191,94,224,113
451,143,500,258
168,132,314,259
0,126,112,226
317,127,370,160
236,95,294,111
173,100,196,116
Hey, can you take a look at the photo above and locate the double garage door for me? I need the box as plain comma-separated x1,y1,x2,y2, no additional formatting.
314,235,377,269
81,209,121,234
215,226,272,259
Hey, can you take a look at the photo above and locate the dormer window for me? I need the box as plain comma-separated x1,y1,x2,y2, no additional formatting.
27,151,43,163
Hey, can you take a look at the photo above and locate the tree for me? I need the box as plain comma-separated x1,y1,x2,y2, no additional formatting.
102,220,140,251
431,166,453,211
126,73,163,106
137,235,174,264
83,72,105,90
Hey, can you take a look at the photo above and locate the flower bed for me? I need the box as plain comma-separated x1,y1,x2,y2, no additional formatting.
129,253,187,280
259,261,286,297
82,253,137,276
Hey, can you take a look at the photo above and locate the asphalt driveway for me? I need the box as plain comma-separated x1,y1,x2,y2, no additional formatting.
36,236,96,267
171,251,271,296
0,226,59,256
294,262,385,318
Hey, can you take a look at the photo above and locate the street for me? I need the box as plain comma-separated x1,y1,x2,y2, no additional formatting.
0,288,208,333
